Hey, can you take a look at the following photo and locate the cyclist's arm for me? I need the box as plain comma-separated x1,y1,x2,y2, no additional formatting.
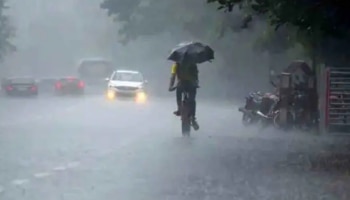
169,63,177,89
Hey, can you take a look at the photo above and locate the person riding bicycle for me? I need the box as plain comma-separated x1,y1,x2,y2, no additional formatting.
168,60,199,130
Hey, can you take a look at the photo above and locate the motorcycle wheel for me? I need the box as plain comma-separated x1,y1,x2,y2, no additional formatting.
242,113,254,126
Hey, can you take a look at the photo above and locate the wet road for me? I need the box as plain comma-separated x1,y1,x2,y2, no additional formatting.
0,94,349,200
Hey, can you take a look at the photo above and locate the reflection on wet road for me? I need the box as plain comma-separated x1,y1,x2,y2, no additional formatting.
0,95,349,199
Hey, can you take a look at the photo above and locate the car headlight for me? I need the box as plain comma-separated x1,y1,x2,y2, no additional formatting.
135,91,147,103
106,89,115,99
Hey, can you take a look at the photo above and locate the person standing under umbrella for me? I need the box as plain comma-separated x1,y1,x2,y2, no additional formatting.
168,57,200,130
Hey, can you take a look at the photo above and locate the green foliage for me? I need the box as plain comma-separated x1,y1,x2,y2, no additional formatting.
100,0,225,44
100,0,273,47
100,0,350,68
208,0,350,67
103,0,284,56
0,0,15,61
207,0,350,37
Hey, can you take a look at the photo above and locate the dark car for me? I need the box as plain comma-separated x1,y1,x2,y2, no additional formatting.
54,77,85,95
2,77,38,96
77,58,114,92
77,58,114,81
1,78,9,90
37,78,58,93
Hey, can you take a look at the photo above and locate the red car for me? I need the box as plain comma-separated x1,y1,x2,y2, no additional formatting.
54,77,85,95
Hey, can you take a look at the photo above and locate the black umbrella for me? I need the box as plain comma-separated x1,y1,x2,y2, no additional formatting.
168,42,214,64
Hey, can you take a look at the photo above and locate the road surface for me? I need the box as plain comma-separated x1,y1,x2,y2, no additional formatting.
0,94,349,200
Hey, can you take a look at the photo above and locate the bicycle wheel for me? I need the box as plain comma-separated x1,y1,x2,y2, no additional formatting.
181,101,191,136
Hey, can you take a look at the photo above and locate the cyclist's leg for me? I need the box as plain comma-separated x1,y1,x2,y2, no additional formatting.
174,84,182,116
188,87,197,117
188,85,199,130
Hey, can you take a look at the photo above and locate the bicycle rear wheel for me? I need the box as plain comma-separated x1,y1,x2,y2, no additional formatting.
181,101,191,136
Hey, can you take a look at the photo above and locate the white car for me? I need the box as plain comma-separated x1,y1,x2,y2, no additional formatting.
106,70,147,102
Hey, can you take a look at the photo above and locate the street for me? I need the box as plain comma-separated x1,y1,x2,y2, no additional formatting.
0,94,349,200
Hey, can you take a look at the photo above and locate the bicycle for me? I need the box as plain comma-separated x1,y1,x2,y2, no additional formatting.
169,86,193,136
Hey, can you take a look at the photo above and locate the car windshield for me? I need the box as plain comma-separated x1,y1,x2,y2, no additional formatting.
113,72,143,82
60,77,79,83
78,60,113,78
39,78,57,83
10,78,35,84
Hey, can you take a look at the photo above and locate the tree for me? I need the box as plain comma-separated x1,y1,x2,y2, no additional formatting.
100,0,246,44
100,0,302,62
0,0,15,61
208,0,350,68
208,0,350,37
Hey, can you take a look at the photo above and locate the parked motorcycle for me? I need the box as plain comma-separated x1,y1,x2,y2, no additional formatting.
238,91,263,126
255,92,281,128
238,91,279,127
